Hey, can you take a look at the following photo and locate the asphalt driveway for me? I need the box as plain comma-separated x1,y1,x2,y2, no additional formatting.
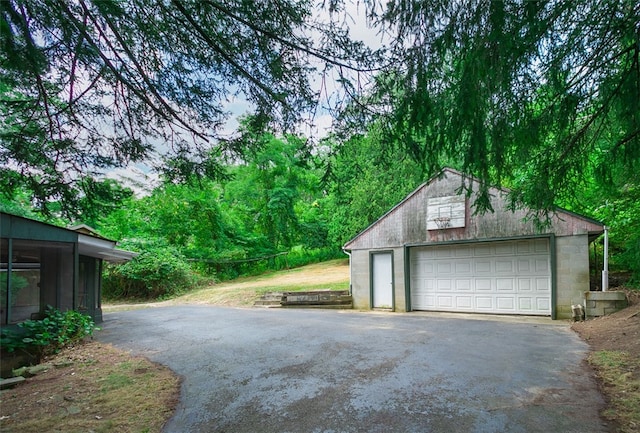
97,306,609,433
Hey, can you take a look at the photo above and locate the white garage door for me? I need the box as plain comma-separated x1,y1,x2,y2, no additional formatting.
410,239,551,315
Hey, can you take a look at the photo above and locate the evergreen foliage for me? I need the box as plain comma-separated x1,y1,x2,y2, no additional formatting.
357,0,640,215
0,0,373,216
322,132,424,246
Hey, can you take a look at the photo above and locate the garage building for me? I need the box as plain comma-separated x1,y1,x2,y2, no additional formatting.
343,168,604,319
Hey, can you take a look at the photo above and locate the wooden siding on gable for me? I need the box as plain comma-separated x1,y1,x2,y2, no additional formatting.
344,168,604,251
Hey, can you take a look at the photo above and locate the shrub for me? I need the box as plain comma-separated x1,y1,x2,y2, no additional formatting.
0,307,99,357
275,246,344,270
103,244,199,300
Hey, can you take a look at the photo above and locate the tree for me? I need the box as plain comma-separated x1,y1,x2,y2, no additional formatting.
323,131,424,246
1,0,373,216
98,180,239,261
0,176,132,226
561,162,640,283
222,119,323,251
353,0,640,215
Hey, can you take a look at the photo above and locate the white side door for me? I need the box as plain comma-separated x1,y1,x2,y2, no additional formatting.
372,252,393,309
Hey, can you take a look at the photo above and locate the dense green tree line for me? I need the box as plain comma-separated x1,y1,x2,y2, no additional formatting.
3,125,639,297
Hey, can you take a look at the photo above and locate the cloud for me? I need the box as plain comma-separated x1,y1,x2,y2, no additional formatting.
105,164,160,197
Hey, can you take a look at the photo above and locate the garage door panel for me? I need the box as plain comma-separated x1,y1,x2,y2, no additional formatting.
423,296,436,307
517,279,532,292
474,244,493,256
516,241,532,253
534,239,549,253
411,239,551,315
495,259,514,273
495,243,515,255
456,296,473,309
519,297,533,310
456,279,472,291
475,279,493,291
496,278,515,291
437,296,453,308
535,259,550,272
496,297,516,311
517,260,531,272
455,261,472,274
454,246,473,257
437,262,453,273
537,298,550,310
535,278,550,292
437,279,452,290
476,297,494,309
475,260,493,273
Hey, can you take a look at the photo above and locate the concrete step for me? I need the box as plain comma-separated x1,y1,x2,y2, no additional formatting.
254,290,353,309
254,300,283,307
0,376,25,390
254,292,284,308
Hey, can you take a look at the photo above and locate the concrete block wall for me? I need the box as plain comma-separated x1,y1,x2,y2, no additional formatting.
555,234,590,319
350,250,371,310
584,291,628,317
392,248,407,312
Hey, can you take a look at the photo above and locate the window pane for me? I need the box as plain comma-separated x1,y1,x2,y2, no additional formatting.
10,240,42,323
41,243,74,312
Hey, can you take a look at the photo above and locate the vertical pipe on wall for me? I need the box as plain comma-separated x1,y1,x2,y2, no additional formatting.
342,249,351,295
6,237,13,324
602,226,609,292
593,241,599,285
550,234,557,320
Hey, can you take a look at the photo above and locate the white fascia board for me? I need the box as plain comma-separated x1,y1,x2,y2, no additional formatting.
77,234,137,262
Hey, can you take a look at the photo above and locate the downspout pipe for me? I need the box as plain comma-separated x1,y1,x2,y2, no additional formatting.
343,249,352,295
602,226,609,292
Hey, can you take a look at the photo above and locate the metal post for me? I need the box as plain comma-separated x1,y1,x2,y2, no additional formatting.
6,237,13,324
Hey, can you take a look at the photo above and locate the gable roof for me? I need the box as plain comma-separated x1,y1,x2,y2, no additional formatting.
68,223,108,239
343,167,604,250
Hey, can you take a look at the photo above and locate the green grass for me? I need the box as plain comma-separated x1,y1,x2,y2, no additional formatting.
589,350,640,432
170,259,350,307
254,281,349,294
